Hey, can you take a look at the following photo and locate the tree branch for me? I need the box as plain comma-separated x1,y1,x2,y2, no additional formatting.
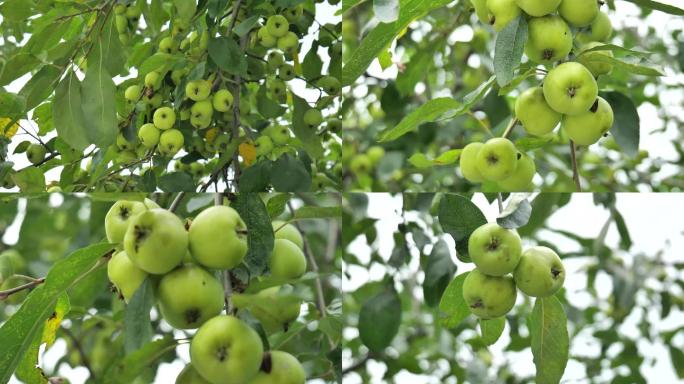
569,139,582,192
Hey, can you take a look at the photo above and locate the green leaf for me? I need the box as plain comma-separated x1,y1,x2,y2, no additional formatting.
408,149,461,168
234,15,260,37
423,239,456,307
159,172,195,192
0,53,40,86
103,338,178,384
612,209,632,250
124,278,154,353
233,193,275,275
379,97,460,142
0,243,114,383
438,272,470,328
266,193,292,218
292,95,324,158
374,0,400,22
514,136,552,151
208,37,247,75
497,194,532,229
0,0,34,20
89,13,127,76
271,154,312,192
480,317,505,345
138,53,182,76
53,72,90,150
81,64,117,149
438,194,487,262
239,161,273,192
670,346,684,378
494,16,528,87
341,0,452,85
256,86,286,119
12,167,45,193
441,76,497,119
621,0,683,15
602,91,640,157
173,0,197,18
529,296,569,384
18,65,62,112
0,91,26,118
293,206,341,219
359,287,401,352
302,44,324,79
578,49,663,76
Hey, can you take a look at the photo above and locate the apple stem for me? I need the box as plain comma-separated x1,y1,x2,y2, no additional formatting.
502,118,518,139
569,140,582,192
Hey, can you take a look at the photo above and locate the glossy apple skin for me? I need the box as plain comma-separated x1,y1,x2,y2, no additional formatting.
272,221,303,249
138,123,161,148
105,200,146,243
486,0,521,31
468,223,522,276
107,250,147,302
514,246,565,297
515,0,561,17
462,268,517,319
123,208,188,274
543,62,598,115
524,15,572,64
153,107,176,130
190,315,264,384
562,96,614,146
558,0,598,27
475,138,518,181
269,239,307,279
157,264,224,329
249,351,306,384
189,206,248,269
460,142,485,183
497,154,536,191
175,364,212,384
515,87,561,136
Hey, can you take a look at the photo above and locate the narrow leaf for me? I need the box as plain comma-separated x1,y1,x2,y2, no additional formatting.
529,296,569,384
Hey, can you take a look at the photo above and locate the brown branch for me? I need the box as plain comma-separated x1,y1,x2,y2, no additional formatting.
0,277,45,300
569,139,582,192
501,118,518,139
168,192,186,213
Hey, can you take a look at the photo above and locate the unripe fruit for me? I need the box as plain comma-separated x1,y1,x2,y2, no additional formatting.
562,96,613,146
191,100,214,120
107,251,147,302
186,80,212,101
159,129,184,156
498,154,536,191
486,0,522,31
587,11,612,42
267,51,285,70
115,15,128,33
542,62,598,115
515,87,561,136
258,26,277,48
270,239,307,279
524,16,572,64
278,64,295,81
303,109,323,129
123,208,188,274
212,89,234,112
462,268,517,319
144,71,162,90
190,316,264,384
189,206,248,269
153,107,176,130
26,143,46,164
514,0,561,17
157,265,224,329
475,138,518,181
124,85,142,102
318,76,341,95
176,365,212,384
272,221,303,249
350,154,372,174
250,351,306,384
138,123,161,148
514,246,565,297
558,0,598,27
266,15,290,38
159,36,177,54
459,142,485,183
116,133,134,151
277,32,299,54
105,200,146,243
577,42,613,77
269,125,291,145
468,223,522,276
250,286,302,333
255,135,274,156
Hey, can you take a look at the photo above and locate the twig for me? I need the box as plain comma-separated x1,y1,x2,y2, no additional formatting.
569,140,582,192
0,277,45,300
501,118,518,139
287,201,334,349
61,327,95,380
497,193,503,213
168,192,186,212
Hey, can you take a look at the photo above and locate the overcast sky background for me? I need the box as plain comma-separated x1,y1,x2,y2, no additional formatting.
343,192,684,383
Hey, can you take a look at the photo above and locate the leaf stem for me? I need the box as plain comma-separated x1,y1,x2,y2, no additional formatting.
569,140,582,192
502,118,518,139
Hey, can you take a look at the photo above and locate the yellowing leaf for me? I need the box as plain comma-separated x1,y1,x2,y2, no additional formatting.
42,294,70,347
239,142,256,167
0,118,19,138
204,127,219,144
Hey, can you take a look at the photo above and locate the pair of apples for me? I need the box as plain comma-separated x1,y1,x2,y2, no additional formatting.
460,138,536,191
462,223,566,319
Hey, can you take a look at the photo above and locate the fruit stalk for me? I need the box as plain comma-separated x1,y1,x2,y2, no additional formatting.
569,140,582,192
501,118,519,139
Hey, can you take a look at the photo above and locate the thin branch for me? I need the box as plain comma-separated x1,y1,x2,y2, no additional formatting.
0,277,45,300
497,193,504,213
168,192,186,213
501,118,518,139
569,140,582,192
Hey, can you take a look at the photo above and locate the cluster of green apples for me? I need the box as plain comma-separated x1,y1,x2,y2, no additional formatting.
462,0,616,188
114,3,142,44
348,145,385,176
461,223,565,319
104,199,309,384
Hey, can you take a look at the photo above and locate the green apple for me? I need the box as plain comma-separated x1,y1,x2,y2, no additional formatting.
266,15,289,38
525,15,572,64
303,109,323,129
176,365,212,384
258,26,277,48
250,351,306,384
267,51,285,70
186,80,212,101
250,286,302,333
213,134,231,152
159,36,177,54
366,146,385,165
497,154,536,191
159,129,184,156
154,107,176,130
272,221,303,249
486,0,521,31
114,4,126,15
318,76,341,95
468,223,522,276
269,126,291,145
105,200,146,243
172,18,189,37
138,123,161,148
588,11,612,41
278,64,295,81
255,136,274,157
577,42,613,77
475,138,518,181
107,250,147,302
145,71,162,90
469,0,490,24
192,100,214,121
350,154,372,174
189,206,248,269
116,133,134,151
115,15,128,33
269,79,287,98
157,265,224,329
190,114,212,129
212,89,234,112
459,142,485,183
119,33,129,44
26,143,46,164
277,32,299,55
514,0,560,17
284,5,303,22
513,246,565,297
327,118,341,134
558,0,598,27
462,268,517,319
562,96,613,146
124,85,142,102
270,239,307,279
123,208,188,274
125,5,141,20
190,315,264,384
515,87,561,136
189,162,205,178
542,62,598,115
143,93,163,107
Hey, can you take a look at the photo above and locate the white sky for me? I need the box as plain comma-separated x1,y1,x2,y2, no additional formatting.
343,193,684,383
